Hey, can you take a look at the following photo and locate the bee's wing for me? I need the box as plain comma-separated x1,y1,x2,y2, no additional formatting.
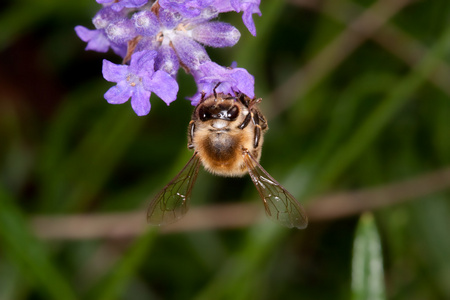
243,150,308,229
147,152,201,225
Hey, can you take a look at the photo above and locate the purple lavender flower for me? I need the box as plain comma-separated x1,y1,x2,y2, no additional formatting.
75,6,129,56
102,50,178,116
76,0,259,115
129,4,240,75
189,61,254,105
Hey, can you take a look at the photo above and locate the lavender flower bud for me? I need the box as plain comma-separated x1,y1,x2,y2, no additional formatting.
155,44,180,77
159,9,182,29
192,22,240,48
132,10,159,36
93,7,123,30
171,34,210,71
106,18,137,44
188,6,219,24
135,36,159,52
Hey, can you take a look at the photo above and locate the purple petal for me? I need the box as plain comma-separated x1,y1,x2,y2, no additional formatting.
195,61,229,83
241,3,261,36
128,50,157,76
189,61,255,103
102,59,129,82
130,86,151,116
111,0,149,12
75,25,96,42
192,22,240,48
110,43,128,58
230,68,255,98
171,35,210,71
188,92,203,106
75,26,111,53
143,70,179,105
104,81,133,104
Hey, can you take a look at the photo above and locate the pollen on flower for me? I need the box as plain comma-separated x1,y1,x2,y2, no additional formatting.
126,74,139,87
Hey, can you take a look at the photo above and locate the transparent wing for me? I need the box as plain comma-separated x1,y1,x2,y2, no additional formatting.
243,150,308,229
147,152,201,225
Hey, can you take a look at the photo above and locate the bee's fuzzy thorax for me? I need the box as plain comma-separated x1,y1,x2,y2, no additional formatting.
189,93,265,177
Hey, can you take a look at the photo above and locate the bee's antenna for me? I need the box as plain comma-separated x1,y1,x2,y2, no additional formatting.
200,91,206,102
213,82,221,99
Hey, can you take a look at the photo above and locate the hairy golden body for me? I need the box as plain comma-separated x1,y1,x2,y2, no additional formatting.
188,93,267,176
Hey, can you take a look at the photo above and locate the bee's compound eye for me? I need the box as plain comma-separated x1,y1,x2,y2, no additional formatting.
199,107,211,121
227,106,239,120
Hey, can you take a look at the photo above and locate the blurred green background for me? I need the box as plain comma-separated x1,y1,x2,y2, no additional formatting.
1,0,450,299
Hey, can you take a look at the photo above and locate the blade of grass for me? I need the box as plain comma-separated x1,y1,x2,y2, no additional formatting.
0,186,77,300
352,213,386,300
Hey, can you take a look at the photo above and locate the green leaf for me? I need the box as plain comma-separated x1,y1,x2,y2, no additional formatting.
352,213,386,300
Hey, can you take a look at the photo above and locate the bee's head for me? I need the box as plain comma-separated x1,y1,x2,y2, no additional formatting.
197,100,240,122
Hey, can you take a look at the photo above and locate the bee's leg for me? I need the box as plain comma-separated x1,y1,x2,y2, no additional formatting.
238,112,252,130
251,112,262,148
238,93,250,107
187,120,195,149
254,125,262,148
250,97,262,106
253,108,268,131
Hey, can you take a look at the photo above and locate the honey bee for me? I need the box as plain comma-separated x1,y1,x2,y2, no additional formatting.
147,91,308,229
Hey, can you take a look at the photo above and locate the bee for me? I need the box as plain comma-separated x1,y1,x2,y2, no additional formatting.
147,91,308,229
